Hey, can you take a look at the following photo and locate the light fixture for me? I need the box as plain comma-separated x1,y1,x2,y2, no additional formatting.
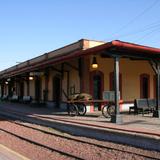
91,56,98,69
5,81,8,84
29,76,34,80
7,78,11,81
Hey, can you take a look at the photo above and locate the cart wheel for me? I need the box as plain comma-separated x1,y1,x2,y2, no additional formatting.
76,103,87,116
68,104,78,116
102,105,110,118
107,105,115,116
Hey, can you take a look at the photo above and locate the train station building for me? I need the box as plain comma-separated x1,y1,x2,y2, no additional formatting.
0,39,160,121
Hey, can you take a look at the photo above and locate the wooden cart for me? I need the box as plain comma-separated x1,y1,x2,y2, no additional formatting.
63,90,121,118
66,99,116,118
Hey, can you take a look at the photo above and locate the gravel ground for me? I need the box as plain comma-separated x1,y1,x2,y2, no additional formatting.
0,119,159,160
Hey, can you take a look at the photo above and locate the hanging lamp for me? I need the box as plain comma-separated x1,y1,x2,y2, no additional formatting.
91,56,98,69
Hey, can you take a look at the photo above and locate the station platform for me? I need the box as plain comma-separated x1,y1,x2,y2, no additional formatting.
0,102,160,151
0,144,29,160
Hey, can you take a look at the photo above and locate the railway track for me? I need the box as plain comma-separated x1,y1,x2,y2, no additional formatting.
0,113,160,159
0,107,160,137
0,127,84,160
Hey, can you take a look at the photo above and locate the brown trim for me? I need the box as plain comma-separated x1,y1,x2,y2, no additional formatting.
89,70,104,99
109,72,122,99
112,40,160,55
2,40,160,79
122,101,134,104
140,74,150,98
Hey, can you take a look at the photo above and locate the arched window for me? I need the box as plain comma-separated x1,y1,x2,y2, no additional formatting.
140,74,150,98
52,75,61,107
90,71,104,98
35,77,42,102
90,71,104,110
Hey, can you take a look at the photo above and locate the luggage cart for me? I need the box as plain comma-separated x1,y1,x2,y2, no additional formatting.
63,90,121,118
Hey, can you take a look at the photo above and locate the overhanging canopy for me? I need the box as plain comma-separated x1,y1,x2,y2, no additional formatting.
1,40,160,78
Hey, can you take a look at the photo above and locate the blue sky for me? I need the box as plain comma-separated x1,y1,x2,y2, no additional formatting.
0,0,160,70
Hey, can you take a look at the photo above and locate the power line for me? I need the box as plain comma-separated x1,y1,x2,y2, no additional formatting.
136,27,160,43
106,0,159,41
117,0,159,32
107,20,160,40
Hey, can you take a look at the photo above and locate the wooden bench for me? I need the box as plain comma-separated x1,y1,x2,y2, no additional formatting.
147,99,156,112
10,95,19,102
22,96,32,103
129,99,156,115
1,95,8,101
129,106,136,114
136,99,149,115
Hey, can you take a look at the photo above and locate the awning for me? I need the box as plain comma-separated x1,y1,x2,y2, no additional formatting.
1,40,160,78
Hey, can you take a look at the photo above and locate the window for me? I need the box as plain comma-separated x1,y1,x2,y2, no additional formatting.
90,71,104,111
93,75,101,100
140,74,150,98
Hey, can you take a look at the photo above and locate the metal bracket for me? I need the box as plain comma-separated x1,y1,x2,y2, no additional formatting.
150,60,158,74
64,62,78,71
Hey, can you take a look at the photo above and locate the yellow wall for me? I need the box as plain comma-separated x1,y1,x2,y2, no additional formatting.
62,72,68,101
90,56,114,91
69,69,80,94
89,56,155,102
120,59,154,101
48,69,61,101
61,60,81,100
22,56,155,103
82,56,90,93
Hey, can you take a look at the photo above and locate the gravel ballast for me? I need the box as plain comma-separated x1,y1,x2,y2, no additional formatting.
0,119,160,160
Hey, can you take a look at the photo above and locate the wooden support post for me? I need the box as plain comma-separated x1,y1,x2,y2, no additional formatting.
27,80,29,96
26,73,30,96
78,57,84,92
1,83,4,97
44,69,49,102
61,63,64,80
111,56,123,124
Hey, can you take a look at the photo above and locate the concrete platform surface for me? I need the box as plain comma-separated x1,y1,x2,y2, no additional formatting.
0,102,159,136
0,144,29,160
0,102,160,151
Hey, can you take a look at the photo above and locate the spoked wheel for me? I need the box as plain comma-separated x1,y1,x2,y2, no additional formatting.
102,104,116,118
68,103,78,116
102,105,110,118
76,103,87,116
107,105,115,116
